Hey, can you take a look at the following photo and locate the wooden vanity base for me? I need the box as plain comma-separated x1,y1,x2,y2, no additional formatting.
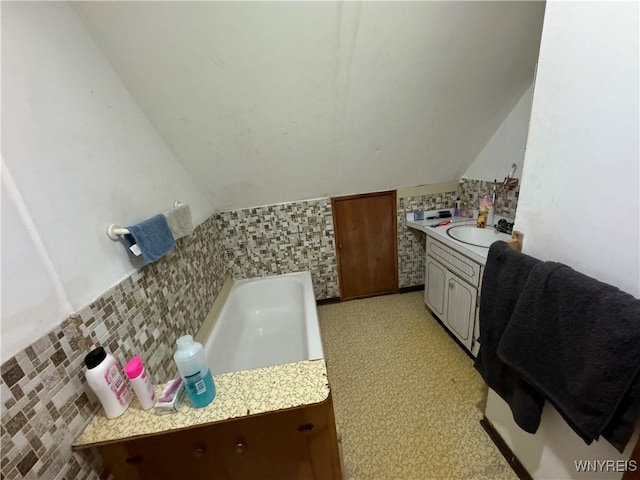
98,393,342,480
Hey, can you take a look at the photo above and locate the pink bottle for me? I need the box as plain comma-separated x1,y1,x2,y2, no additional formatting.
124,356,156,410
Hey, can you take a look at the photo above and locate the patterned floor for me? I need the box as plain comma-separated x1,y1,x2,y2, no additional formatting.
318,292,517,480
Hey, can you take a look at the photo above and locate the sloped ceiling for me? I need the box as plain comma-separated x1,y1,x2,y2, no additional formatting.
72,1,545,211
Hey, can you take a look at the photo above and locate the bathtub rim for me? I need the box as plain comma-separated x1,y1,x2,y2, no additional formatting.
195,276,234,345
196,271,325,370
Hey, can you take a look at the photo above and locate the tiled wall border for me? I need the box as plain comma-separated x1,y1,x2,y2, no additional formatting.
458,178,520,219
219,191,466,294
0,216,229,480
217,198,340,300
397,191,458,289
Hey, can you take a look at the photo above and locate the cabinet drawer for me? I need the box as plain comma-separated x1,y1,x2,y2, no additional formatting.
426,237,481,287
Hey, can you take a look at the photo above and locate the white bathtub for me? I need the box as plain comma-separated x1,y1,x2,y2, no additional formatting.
201,272,324,375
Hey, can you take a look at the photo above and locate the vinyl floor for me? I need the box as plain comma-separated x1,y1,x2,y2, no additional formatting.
318,292,517,480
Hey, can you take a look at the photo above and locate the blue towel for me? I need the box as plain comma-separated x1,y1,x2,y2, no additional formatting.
124,214,176,264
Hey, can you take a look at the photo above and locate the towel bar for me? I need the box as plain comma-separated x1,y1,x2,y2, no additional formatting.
107,201,183,240
107,225,130,240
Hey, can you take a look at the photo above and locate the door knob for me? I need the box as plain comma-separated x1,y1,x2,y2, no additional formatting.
449,279,454,289
234,442,246,454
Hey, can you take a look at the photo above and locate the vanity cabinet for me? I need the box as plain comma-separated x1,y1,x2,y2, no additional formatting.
425,237,481,355
95,395,342,480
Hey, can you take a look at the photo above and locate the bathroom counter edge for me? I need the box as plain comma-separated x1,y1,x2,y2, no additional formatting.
72,358,329,449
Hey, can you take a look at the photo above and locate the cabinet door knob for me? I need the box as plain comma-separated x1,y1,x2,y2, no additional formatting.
235,442,246,454
193,447,205,459
449,279,454,289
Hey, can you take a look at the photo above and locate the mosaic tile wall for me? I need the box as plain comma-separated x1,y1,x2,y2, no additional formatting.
458,178,520,219
0,216,230,480
217,198,340,300
397,191,458,288
219,192,467,294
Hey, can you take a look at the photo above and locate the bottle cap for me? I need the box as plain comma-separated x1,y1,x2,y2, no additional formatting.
176,335,194,350
124,356,144,379
84,347,107,369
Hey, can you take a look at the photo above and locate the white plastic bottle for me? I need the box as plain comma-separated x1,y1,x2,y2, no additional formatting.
84,347,133,419
173,335,216,408
124,356,156,410
487,205,495,227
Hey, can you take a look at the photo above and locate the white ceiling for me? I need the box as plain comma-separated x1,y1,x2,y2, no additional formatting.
73,1,545,210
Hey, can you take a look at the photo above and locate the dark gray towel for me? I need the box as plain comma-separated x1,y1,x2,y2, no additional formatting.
498,262,640,452
124,214,176,264
474,241,545,433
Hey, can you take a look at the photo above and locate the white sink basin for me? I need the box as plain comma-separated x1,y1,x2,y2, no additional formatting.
446,225,511,248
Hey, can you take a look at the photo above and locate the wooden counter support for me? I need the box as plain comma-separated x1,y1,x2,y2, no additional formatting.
97,393,342,480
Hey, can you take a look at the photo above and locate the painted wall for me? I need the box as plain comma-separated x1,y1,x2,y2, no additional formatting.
72,1,545,210
486,2,640,478
515,2,639,298
462,83,534,183
0,218,230,479
1,1,214,362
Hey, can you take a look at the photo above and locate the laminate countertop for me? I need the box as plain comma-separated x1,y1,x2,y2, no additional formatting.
406,215,513,265
73,359,329,448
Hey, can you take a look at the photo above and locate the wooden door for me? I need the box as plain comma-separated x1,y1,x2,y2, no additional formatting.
425,259,446,318
332,191,398,300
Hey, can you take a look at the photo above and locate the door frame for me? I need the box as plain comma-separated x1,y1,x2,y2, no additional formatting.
331,190,399,301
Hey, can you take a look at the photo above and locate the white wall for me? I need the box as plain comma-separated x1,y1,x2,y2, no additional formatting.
1,2,213,362
486,1,640,478
73,1,546,210
462,83,534,182
515,1,639,298
1,163,74,363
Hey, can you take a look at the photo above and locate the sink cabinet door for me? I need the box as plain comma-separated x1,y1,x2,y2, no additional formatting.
445,274,476,351
425,259,447,318
425,250,478,355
